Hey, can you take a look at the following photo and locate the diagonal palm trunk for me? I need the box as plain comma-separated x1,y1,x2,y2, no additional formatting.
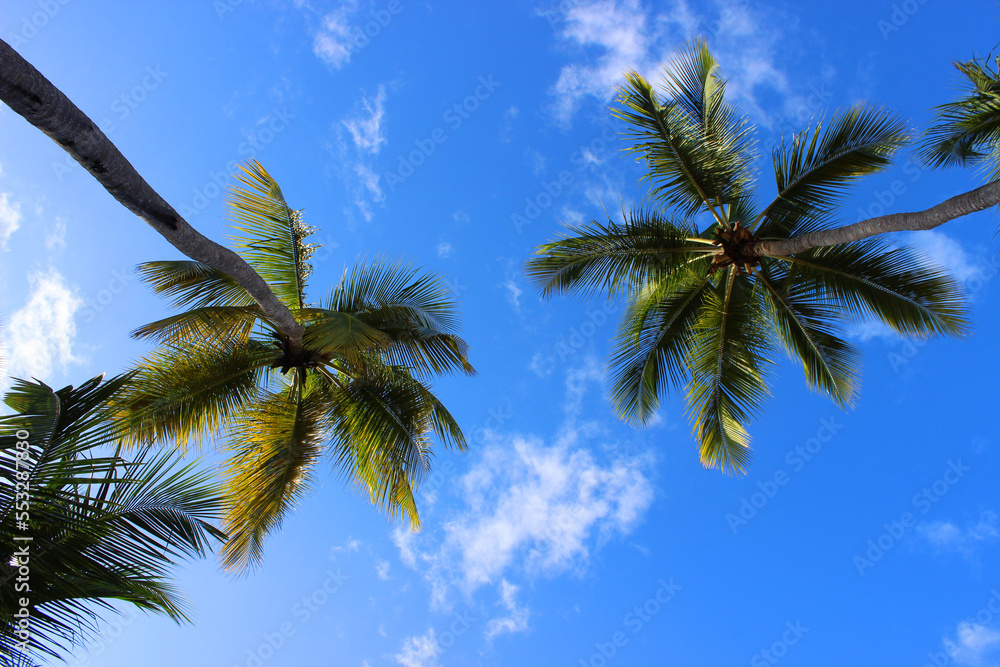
754,180,1000,256
0,38,303,354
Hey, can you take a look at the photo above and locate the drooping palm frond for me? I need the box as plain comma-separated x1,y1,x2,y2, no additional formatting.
0,377,225,664
131,305,265,345
113,339,278,449
228,160,317,310
614,39,756,221
526,209,715,299
685,269,774,473
758,104,910,237
920,55,1000,179
783,240,970,337
220,386,327,574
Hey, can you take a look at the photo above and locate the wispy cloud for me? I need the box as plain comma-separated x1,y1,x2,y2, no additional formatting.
330,86,391,224
502,277,523,309
484,579,530,642
907,230,989,284
312,0,362,69
0,192,23,251
919,511,1000,562
342,85,388,155
437,241,452,259
942,621,1000,666
45,218,67,251
1,268,84,391
394,629,440,667
394,362,654,611
375,559,391,581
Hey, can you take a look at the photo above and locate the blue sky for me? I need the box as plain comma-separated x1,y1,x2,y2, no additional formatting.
2,0,1000,665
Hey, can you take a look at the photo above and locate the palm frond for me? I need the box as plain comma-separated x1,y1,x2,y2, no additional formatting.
220,386,326,574
527,209,714,299
136,260,255,309
758,104,910,237
685,269,774,474
783,239,970,337
228,160,317,310
131,306,265,345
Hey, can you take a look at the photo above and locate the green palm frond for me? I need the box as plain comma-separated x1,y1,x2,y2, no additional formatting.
113,339,277,448
330,259,474,376
784,240,970,337
131,305,265,345
609,270,713,423
686,269,774,473
919,56,1000,179
220,386,326,574
758,104,910,237
756,260,860,406
614,39,755,221
136,260,255,309
0,377,225,664
228,160,317,310
526,209,714,299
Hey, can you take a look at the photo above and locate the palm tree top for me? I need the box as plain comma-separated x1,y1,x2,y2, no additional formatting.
528,39,968,474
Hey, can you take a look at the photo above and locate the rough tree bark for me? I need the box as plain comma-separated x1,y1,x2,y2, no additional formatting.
0,38,303,354
754,180,1000,257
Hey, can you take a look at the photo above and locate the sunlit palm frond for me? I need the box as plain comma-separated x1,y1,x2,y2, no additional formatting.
136,260,256,309
228,159,317,310
757,104,910,237
131,305,265,345
685,269,774,474
113,339,277,449
220,386,326,574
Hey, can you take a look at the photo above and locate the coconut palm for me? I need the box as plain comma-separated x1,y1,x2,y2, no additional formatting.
0,375,226,665
114,160,474,573
528,40,969,473
920,53,1000,179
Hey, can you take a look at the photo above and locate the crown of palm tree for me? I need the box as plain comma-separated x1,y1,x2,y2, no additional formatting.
1,375,226,664
528,39,968,474
114,160,475,572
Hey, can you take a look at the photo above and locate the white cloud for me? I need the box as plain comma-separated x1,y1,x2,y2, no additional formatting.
503,278,523,309
437,241,452,259
330,536,361,558
45,218,67,250
546,0,798,126
452,210,470,226
394,629,440,667
375,559,391,581
313,0,361,69
907,230,988,284
3,269,83,386
395,362,654,609
919,511,1000,561
342,85,388,155
484,579,530,641
943,621,1000,666
0,192,23,251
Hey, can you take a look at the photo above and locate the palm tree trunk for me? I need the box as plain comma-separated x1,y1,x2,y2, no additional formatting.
754,180,1000,256
0,38,303,354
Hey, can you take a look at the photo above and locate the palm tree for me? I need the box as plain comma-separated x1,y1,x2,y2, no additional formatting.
920,52,1000,179
114,160,474,573
527,40,969,473
0,375,226,665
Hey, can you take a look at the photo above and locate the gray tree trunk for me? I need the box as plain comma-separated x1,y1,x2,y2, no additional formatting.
754,180,1000,256
0,38,303,354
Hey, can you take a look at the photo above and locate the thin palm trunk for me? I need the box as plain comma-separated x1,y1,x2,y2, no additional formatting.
0,38,303,354
754,180,1000,256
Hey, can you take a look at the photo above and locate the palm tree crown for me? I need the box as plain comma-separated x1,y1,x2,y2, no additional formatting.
115,160,474,572
1,375,225,665
528,40,968,473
